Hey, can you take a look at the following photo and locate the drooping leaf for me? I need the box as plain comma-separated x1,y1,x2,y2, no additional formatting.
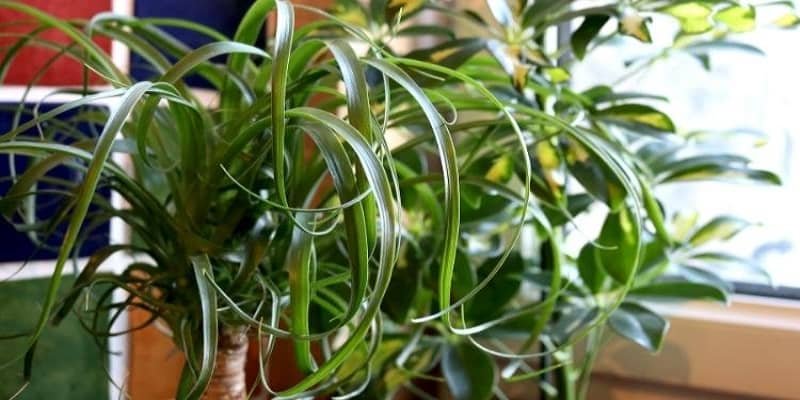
571,15,610,60
608,302,668,352
630,281,728,303
683,40,765,57
442,342,497,400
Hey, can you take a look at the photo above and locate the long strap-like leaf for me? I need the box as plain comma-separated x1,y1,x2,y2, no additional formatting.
11,81,153,378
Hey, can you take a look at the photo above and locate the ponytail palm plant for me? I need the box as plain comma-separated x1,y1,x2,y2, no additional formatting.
0,0,465,398
0,0,792,399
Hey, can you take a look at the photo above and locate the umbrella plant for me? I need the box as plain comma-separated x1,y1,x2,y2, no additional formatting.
0,0,792,399
327,0,791,399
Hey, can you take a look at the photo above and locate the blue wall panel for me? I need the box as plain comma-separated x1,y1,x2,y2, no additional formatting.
132,0,261,87
0,103,111,263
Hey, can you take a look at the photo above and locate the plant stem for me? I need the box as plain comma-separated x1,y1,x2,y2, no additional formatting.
576,326,605,400
554,347,576,400
203,326,249,400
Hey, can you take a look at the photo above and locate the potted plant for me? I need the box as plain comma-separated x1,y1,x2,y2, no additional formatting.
0,0,792,399
324,1,792,399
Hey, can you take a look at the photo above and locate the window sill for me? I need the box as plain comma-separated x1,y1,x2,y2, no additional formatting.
593,294,800,399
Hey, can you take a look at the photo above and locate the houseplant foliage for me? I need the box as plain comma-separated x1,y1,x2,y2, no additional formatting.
326,0,791,399
0,1,792,400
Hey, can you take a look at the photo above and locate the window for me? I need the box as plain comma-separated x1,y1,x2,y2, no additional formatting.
570,10,800,294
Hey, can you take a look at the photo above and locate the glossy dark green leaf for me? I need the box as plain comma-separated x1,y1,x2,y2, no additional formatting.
571,15,610,60
609,302,668,352
566,142,625,208
577,243,606,294
630,281,728,303
595,104,675,132
467,252,524,321
596,206,640,284
442,342,497,400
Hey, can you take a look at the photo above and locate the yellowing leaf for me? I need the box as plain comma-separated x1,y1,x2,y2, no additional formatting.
485,154,514,183
619,12,652,43
665,2,712,19
536,140,560,169
714,5,756,32
679,17,714,34
544,67,570,83
774,13,800,28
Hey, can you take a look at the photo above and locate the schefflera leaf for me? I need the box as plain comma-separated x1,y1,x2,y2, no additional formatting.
466,252,524,322
609,301,669,352
595,205,640,284
442,341,497,400
688,215,750,246
629,281,729,303
577,243,607,294
595,103,676,133
714,4,756,33
663,1,713,35
566,138,626,209
571,14,611,60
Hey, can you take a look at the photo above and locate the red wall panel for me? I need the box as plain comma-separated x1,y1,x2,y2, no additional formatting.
0,0,112,85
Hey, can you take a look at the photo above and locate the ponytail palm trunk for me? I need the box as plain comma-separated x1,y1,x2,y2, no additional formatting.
203,327,249,400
